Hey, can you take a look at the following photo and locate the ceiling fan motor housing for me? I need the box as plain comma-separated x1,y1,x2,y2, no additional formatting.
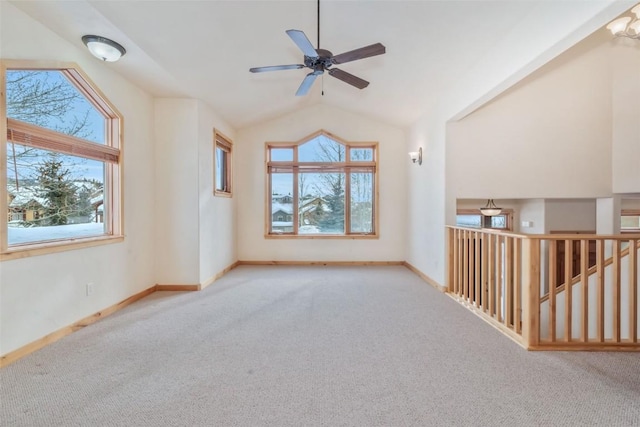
304,49,334,72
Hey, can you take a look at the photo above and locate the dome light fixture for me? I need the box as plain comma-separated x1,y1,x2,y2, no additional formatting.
606,4,640,40
82,35,126,62
480,199,502,216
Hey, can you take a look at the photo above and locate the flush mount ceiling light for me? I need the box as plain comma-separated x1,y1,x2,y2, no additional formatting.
480,199,502,216
82,35,126,62
606,4,640,39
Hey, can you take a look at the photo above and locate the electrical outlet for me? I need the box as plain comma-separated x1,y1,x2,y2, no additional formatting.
86,282,94,296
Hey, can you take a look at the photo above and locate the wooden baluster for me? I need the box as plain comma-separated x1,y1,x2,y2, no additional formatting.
629,239,638,343
549,240,557,342
596,240,605,343
488,234,495,317
581,239,589,342
463,230,469,301
496,235,503,322
467,231,473,303
482,231,489,313
457,230,463,297
475,231,481,308
514,238,522,334
505,237,513,328
564,239,573,342
448,228,455,294
613,240,621,343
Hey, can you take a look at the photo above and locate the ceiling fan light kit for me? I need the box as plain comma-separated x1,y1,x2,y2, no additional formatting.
249,0,386,96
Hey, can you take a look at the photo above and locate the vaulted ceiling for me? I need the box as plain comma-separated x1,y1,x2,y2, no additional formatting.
9,1,634,129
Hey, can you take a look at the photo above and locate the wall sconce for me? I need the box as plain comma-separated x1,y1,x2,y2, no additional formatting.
82,35,127,62
480,199,502,216
408,147,422,165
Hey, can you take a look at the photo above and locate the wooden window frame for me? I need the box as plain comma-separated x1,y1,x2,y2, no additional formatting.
1,60,123,261
265,129,379,239
456,209,514,231
213,129,232,197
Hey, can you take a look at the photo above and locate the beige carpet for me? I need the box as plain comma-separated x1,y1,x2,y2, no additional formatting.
1,265,639,426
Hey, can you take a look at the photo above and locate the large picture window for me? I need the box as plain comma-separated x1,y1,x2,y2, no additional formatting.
266,130,377,238
1,62,122,259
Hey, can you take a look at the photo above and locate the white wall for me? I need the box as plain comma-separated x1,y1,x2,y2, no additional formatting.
197,100,236,284
154,99,200,284
236,104,406,262
612,40,640,194
406,112,447,284
519,199,546,234
545,199,597,233
0,3,156,354
154,99,237,285
447,33,613,200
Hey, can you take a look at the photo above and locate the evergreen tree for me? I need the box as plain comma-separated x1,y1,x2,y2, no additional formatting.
35,157,78,226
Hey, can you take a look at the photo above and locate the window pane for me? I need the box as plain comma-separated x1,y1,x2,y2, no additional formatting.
622,215,640,230
215,147,227,191
350,148,373,161
491,215,507,228
271,173,293,233
350,173,373,233
7,143,106,246
270,148,293,162
298,135,345,162
456,214,481,228
6,70,106,144
298,172,344,234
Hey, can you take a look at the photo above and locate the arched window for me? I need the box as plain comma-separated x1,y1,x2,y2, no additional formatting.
2,62,122,258
266,130,377,237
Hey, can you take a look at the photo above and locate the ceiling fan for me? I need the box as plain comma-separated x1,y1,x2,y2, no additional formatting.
249,1,386,96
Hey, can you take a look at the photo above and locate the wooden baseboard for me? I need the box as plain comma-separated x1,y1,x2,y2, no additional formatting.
403,261,447,292
0,285,156,368
236,260,405,266
155,284,201,291
157,261,240,292
200,261,239,290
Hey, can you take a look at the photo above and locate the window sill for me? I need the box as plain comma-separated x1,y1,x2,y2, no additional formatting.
1,235,124,261
214,190,233,198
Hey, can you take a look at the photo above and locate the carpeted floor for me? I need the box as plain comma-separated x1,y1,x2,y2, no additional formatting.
1,265,639,426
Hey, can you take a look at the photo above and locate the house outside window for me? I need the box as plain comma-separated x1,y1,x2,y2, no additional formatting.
266,130,378,238
1,61,122,259
214,129,232,197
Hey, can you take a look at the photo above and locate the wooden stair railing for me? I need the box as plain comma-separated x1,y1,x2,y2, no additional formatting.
539,242,636,303
446,226,640,351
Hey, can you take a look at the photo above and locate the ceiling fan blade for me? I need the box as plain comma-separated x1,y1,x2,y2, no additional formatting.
331,43,386,65
328,68,369,89
250,64,305,73
296,72,319,96
286,29,319,58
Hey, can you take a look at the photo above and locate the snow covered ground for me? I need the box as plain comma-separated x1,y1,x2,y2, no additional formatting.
8,223,105,245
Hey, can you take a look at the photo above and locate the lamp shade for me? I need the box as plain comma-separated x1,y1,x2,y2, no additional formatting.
480,199,502,216
82,35,126,62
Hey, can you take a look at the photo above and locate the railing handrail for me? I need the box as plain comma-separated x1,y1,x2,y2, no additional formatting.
446,225,640,241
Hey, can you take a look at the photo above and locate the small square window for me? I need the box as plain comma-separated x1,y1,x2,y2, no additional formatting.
214,130,232,197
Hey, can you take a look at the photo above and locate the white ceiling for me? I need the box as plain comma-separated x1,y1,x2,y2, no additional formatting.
9,0,635,129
